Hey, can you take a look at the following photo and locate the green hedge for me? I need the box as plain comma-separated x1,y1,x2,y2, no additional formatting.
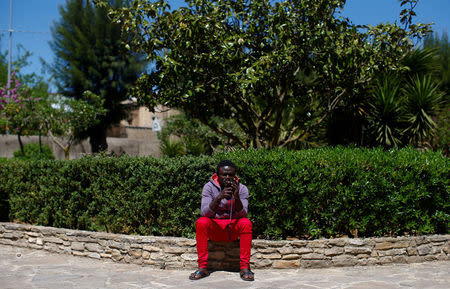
0,147,448,239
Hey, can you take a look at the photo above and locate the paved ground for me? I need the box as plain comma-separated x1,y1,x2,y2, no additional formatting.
0,244,449,289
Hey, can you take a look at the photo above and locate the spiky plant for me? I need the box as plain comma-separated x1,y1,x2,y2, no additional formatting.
402,74,443,146
367,75,404,148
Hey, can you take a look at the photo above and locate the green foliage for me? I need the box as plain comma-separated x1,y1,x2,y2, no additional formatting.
103,0,430,149
0,148,447,239
157,113,240,156
423,32,450,154
13,143,54,160
42,91,107,160
367,75,404,147
48,0,146,152
403,75,443,145
159,137,186,158
365,48,444,148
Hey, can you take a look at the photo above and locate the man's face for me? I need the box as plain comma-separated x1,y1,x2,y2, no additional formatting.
218,166,236,188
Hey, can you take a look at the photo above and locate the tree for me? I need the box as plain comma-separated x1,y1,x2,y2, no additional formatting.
100,0,430,149
424,32,450,154
42,92,107,160
49,0,146,153
0,72,45,156
365,47,444,148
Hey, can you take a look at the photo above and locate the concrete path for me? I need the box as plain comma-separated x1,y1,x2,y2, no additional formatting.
0,244,449,289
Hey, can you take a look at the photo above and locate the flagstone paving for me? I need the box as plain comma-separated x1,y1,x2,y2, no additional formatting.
0,244,448,288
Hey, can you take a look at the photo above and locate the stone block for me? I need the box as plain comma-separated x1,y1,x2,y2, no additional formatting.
328,239,346,247
43,236,64,244
292,240,307,247
252,253,262,259
346,239,365,246
312,248,325,254
142,251,150,259
58,245,72,253
442,243,450,254
28,237,36,243
417,244,432,256
85,243,103,253
112,255,124,262
130,243,143,249
76,237,97,243
332,255,356,267
25,232,40,237
109,241,130,250
375,242,394,250
428,235,448,242
293,247,313,254
177,239,196,247
253,259,272,268
277,246,293,255
181,253,197,261
424,255,437,261
282,254,299,260
71,242,85,251
407,247,417,255
273,260,300,268
44,244,60,253
379,256,393,264
129,249,142,258
164,246,185,254
406,255,423,263
143,259,159,266
345,247,371,255
100,253,112,258
302,253,325,260
307,240,327,248
140,237,156,244
324,247,344,256
27,243,43,250
378,248,406,256
414,237,430,245
393,255,407,263
88,253,101,259
72,250,87,257
262,253,282,259
301,260,330,268
257,248,279,253
2,233,18,240
150,252,168,260
143,245,160,252
356,254,370,259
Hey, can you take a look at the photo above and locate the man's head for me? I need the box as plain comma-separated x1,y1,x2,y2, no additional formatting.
216,160,237,188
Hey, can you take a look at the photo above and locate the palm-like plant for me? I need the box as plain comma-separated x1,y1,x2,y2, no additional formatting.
367,75,404,147
402,75,443,146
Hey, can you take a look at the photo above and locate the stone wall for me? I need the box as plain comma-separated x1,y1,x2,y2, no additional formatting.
0,134,161,159
0,223,448,270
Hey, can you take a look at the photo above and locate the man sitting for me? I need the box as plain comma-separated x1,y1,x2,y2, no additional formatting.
189,160,254,281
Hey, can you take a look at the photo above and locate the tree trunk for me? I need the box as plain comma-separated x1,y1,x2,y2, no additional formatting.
89,124,108,153
64,147,70,160
38,130,42,153
17,130,24,156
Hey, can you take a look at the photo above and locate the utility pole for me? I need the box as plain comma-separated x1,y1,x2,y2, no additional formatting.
7,0,13,87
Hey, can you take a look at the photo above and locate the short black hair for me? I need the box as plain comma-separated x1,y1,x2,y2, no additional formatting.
216,159,236,174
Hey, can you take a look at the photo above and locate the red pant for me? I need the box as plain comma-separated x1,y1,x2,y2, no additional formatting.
196,217,252,269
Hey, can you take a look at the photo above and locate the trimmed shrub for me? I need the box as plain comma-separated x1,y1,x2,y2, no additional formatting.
13,143,54,160
0,147,448,239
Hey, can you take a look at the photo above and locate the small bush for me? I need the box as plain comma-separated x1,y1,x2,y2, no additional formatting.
0,147,448,239
13,143,54,160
